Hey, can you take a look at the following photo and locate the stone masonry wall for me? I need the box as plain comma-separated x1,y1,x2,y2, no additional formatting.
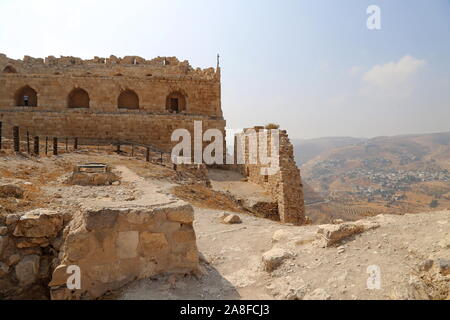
50,202,198,299
0,53,225,152
0,202,199,300
235,127,306,225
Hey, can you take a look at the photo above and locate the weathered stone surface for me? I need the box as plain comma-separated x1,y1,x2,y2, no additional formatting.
64,232,91,261
5,214,20,225
7,254,21,266
116,231,139,259
166,205,194,224
15,255,40,286
68,172,119,186
48,264,68,287
262,248,293,272
272,229,292,243
291,232,317,246
222,214,242,224
13,209,63,238
0,184,24,198
0,226,8,236
139,232,169,253
0,262,9,277
0,235,7,255
317,222,366,246
172,230,196,243
51,202,199,299
16,237,50,248
85,208,119,230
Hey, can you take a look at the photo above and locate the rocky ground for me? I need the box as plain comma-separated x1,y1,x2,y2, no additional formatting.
1,150,449,300
111,208,450,300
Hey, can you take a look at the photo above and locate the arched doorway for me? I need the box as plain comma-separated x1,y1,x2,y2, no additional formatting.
166,91,186,113
15,85,37,107
118,90,139,109
68,88,90,108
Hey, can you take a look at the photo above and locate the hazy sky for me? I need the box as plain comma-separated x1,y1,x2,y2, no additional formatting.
1,0,449,139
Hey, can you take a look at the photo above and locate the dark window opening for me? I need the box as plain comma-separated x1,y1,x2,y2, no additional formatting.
15,86,37,107
170,98,179,112
166,91,186,113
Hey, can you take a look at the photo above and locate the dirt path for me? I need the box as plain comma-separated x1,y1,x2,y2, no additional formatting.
79,165,179,209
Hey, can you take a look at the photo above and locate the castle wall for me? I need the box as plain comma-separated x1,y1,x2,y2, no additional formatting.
0,54,225,152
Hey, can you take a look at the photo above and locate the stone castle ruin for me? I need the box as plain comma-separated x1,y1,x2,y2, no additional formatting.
0,53,225,152
0,53,306,299
235,127,306,225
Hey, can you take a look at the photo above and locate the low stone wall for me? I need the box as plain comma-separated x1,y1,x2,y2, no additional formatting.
0,202,199,300
0,209,68,299
0,111,226,153
50,202,198,299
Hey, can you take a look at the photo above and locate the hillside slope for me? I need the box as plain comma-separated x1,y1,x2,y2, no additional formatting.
297,132,450,223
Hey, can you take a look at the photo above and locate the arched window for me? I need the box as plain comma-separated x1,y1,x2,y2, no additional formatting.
118,90,139,109
166,91,187,113
68,88,90,108
15,85,37,107
2,65,17,73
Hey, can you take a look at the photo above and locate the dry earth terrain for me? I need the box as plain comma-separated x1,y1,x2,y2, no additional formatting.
0,147,449,300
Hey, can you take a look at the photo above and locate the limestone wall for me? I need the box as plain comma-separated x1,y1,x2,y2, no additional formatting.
0,208,69,299
235,127,306,225
0,53,225,152
0,202,199,300
0,112,225,153
50,202,198,299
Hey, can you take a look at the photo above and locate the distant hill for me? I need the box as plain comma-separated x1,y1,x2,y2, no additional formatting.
292,136,366,166
295,131,450,223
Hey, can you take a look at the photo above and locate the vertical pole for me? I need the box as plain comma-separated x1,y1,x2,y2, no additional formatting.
116,143,120,153
0,121,2,150
26,131,30,154
13,126,20,152
131,144,134,157
53,137,58,156
45,137,48,155
146,147,150,162
74,138,78,150
65,137,68,151
160,152,163,164
34,136,39,155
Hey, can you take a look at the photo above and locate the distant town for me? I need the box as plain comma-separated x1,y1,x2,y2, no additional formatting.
307,157,450,205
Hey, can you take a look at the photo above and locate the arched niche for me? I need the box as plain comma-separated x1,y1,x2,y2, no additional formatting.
68,88,90,108
118,89,139,109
